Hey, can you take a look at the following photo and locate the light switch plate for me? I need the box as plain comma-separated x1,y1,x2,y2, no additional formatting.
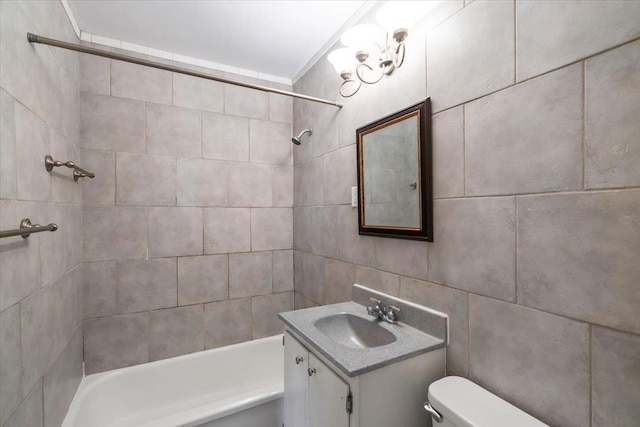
351,186,358,207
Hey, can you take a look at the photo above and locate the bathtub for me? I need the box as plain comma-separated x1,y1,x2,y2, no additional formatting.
62,335,284,427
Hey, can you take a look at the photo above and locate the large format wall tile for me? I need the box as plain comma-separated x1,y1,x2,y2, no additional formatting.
335,205,375,267
429,197,516,301
427,0,515,112
324,259,355,305
83,207,147,261
146,103,202,158
4,380,43,427
84,312,149,374
323,145,356,205
592,327,640,427
251,208,293,251
401,277,469,377
204,298,251,349
294,251,325,305
80,94,145,152
228,162,272,207
111,61,172,104
0,305,22,425
173,73,224,113
373,238,428,281
229,252,272,298
83,261,117,319
224,84,268,120
299,158,324,207
273,250,294,292
1,90,17,200
272,165,293,207
116,153,176,206
177,158,227,207
516,0,640,81
469,296,590,427
15,102,51,202
204,208,250,254
432,106,464,199
585,40,640,189
249,120,292,165
202,113,249,162
79,55,110,95
518,190,640,334
178,255,228,305
148,207,203,257
465,64,583,196
80,149,115,206
269,92,293,124
149,305,204,361
251,292,293,338
117,258,177,313
355,266,401,297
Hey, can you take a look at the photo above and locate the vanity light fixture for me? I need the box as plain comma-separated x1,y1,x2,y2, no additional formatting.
328,1,441,97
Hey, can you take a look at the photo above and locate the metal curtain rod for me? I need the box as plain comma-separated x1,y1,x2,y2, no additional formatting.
27,33,342,108
0,218,58,239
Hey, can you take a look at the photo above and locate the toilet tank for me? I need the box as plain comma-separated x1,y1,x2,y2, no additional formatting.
426,377,548,427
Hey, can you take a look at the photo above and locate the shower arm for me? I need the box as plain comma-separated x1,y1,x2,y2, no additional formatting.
26,33,343,109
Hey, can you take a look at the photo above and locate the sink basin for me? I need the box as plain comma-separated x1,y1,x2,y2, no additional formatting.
313,313,397,349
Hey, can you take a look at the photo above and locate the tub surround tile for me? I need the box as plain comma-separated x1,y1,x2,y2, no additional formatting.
83,261,117,319
173,73,224,113
373,238,428,281
80,94,145,153
117,258,177,314
116,153,177,206
145,103,202,158
204,208,251,254
269,92,293,124
294,292,319,310
336,205,375,267
15,102,51,202
322,145,356,206
83,207,147,262
272,250,294,292
252,292,293,339
324,259,355,305
517,190,640,335
229,252,272,298
249,120,292,165
205,298,251,349
79,54,110,95
84,312,149,374
39,204,68,287
43,328,82,427
0,90,17,200
355,266,401,298
178,255,228,305
516,0,640,81
0,305,22,425
148,207,203,258
111,61,172,104
427,0,515,112
5,380,43,427
224,84,268,120
585,40,640,189
294,251,325,305
228,162,273,207
464,64,583,196
469,295,590,427
251,208,293,251
429,197,516,301
591,327,640,427
80,149,115,206
177,158,228,207
149,305,204,361
272,165,294,207
202,113,249,162
299,157,324,207
400,277,469,377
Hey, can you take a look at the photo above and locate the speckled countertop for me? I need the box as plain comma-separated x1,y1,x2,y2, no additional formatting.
279,286,447,377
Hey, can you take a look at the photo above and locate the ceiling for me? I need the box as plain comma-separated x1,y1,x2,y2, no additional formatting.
66,0,368,79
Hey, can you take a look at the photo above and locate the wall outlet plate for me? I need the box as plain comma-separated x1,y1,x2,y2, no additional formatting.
351,186,358,207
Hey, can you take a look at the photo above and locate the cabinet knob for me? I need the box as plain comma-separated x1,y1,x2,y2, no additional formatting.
295,356,304,365
308,368,316,377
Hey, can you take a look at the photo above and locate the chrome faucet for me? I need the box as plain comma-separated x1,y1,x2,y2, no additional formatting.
366,297,400,324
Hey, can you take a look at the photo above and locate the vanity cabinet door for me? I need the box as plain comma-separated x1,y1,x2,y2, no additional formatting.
308,353,350,427
284,331,309,427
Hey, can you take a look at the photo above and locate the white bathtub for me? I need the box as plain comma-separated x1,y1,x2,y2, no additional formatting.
62,335,284,427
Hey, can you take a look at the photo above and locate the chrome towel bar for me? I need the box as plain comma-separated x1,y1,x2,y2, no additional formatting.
45,155,95,181
0,218,58,239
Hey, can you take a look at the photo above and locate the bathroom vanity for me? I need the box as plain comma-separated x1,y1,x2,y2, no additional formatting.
279,285,448,427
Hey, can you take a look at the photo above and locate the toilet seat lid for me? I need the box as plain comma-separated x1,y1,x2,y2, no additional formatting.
427,377,548,427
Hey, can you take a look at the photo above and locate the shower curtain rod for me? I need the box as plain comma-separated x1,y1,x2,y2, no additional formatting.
27,33,343,108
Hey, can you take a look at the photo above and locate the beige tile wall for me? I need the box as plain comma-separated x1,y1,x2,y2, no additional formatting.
292,2,640,427
0,1,83,426
79,45,294,374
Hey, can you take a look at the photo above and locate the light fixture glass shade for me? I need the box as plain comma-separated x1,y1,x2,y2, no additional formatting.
328,48,356,75
375,1,442,32
340,24,385,52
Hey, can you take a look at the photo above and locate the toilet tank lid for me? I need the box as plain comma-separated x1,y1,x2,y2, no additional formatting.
427,377,549,427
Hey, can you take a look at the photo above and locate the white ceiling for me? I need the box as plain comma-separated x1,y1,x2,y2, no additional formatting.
66,0,368,79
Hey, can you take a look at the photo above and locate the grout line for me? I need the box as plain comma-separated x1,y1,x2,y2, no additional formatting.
582,60,587,190
589,324,593,427
513,0,517,83
462,104,466,197
514,196,519,303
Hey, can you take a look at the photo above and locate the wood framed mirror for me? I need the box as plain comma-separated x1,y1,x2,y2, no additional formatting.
356,99,433,241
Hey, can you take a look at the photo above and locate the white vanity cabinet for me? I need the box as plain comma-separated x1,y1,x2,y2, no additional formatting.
284,331,350,427
284,330,446,427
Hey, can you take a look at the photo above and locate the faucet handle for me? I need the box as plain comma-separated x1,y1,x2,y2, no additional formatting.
389,305,400,312
369,297,381,305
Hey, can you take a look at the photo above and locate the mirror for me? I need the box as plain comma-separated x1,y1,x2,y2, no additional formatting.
356,99,433,241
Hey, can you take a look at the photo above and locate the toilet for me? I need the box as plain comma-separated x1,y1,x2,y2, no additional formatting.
425,376,549,427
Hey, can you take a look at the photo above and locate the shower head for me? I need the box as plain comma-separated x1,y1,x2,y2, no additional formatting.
292,128,312,145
